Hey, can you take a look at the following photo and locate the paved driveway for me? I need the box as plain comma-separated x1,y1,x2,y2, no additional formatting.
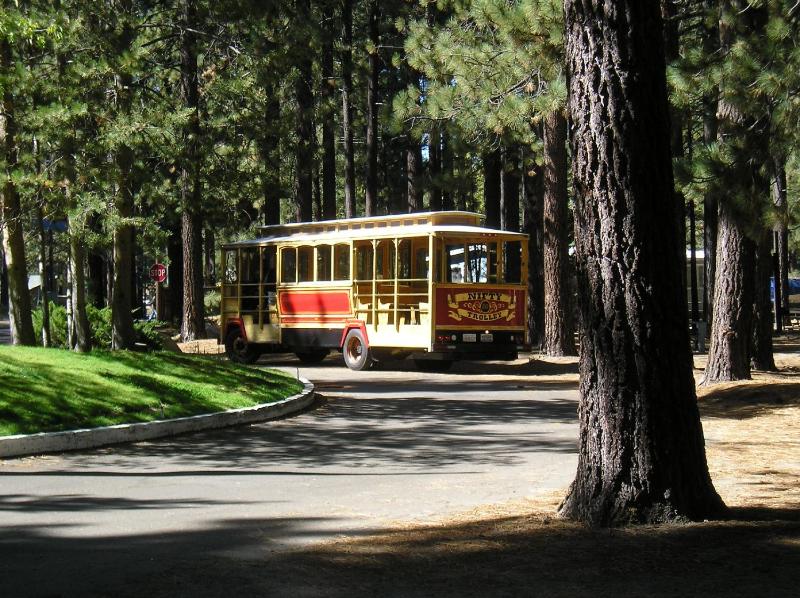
0,354,579,597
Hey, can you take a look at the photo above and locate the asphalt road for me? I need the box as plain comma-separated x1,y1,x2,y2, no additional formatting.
0,353,579,597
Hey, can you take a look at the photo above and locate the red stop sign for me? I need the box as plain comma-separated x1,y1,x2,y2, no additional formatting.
149,263,167,283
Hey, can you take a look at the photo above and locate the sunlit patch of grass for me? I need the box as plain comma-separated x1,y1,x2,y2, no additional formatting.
0,346,304,436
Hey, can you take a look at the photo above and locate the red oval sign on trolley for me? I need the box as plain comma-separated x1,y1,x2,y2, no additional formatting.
149,263,168,283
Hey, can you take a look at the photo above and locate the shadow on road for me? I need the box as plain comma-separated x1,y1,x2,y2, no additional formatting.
1,393,577,474
1,504,797,598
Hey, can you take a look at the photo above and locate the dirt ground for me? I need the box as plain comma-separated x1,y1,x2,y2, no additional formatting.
123,345,799,598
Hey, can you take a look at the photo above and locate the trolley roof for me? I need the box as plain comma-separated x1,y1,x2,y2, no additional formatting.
223,211,528,248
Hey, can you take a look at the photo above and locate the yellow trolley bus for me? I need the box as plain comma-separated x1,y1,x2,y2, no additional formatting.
220,211,529,371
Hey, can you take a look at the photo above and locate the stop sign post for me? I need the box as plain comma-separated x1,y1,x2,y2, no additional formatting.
149,263,167,320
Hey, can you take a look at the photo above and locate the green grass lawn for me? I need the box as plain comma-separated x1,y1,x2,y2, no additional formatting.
0,346,304,436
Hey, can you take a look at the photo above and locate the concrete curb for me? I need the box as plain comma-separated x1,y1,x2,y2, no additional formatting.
0,377,315,459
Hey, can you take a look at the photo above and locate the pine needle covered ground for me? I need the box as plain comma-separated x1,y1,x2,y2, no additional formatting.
0,346,303,436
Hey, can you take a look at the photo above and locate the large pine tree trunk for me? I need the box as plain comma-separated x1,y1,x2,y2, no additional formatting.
0,40,35,346
364,0,380,216
559,0,723,525
341,0,356,218
483,149,501,229
704,205,755,381
179,0,205,341
543,111,576,356
703,0,769,384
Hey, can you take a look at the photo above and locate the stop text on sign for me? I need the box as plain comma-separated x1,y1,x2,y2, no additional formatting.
150,263,167,283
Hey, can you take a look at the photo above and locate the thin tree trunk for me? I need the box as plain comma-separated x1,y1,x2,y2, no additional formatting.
429,127,442,212
543,111,576,356
112,123,136,349
442,132,453,211
33,137,51,346
68,214,91,352
341,0,356,218
751,229,776,371
407,142,422,212
261,93,281,226
523,154,544,349
321,11,337,220
364,0,380,216
36,207,51,347
180,0,205,341
772,154,789,319
702,0,719,328
294,0,314,223
483,149,501,229
0,39,35,346
501,145,520,233
559,0,723,525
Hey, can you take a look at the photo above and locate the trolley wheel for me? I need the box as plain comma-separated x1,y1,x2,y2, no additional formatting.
295,348,330,364
414,359,453,372
342,329,373,371
225,327,260,365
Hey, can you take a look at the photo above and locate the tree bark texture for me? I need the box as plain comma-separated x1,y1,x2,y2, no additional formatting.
751,229,776,371
364,0,380,216
560,0,723,525
483,149,501,229
543,111,576,356
180,0,206,341
0,40,35,346
523,158,544,349
341,0,356,218
703,194,757,382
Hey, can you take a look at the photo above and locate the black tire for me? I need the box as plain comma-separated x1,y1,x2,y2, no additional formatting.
342,329,373,371
225,327,260,365
414,359,453,372
295,348,330,364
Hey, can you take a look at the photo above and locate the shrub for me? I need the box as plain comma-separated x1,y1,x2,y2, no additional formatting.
31,301,163,351
204,289,221,316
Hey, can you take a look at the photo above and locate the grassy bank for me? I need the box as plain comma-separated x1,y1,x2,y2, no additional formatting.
0,346,303,436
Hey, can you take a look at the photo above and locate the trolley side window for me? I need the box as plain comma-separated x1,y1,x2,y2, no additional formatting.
334,244,350,281
355,244,373,281
298,246,313,282
281,247,297,283
317,245,332,281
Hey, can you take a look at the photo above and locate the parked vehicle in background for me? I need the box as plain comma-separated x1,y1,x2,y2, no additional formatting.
220,211,530,371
